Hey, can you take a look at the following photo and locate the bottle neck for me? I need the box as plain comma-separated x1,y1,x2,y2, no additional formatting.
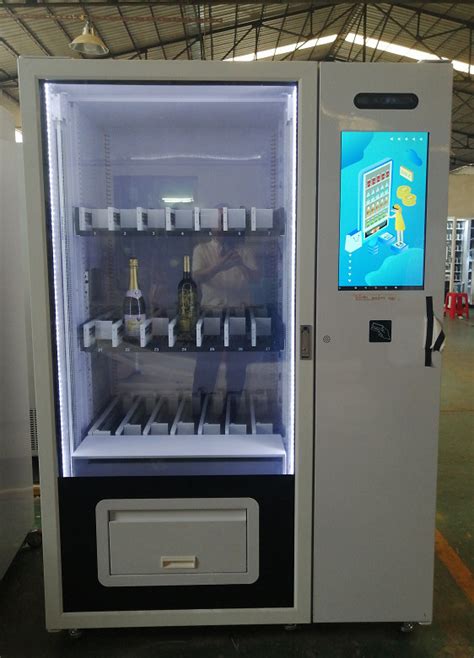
129,262,139,290
183,256,191,279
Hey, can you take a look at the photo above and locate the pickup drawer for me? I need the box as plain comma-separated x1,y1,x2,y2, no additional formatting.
96,498,259,587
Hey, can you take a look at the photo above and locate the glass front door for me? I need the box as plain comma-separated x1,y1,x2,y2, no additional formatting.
42,81,297,477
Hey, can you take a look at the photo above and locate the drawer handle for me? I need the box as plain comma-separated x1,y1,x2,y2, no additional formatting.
161,556,197,570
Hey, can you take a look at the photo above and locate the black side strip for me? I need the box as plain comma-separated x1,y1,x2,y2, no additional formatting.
425,296,434,367
433,330,445,353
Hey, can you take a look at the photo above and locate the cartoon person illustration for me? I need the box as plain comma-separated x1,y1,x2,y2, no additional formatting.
390,203,406,247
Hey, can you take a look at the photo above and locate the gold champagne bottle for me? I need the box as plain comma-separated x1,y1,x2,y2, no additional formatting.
177,255,198,341
123,257,146,339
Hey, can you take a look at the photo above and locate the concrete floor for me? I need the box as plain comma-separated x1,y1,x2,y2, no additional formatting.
0,318,472,658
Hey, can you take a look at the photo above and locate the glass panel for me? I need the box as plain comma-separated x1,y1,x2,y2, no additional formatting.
42,82,297,477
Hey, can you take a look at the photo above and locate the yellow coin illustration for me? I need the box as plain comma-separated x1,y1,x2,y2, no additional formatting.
396,185,411,199
403,193,417,206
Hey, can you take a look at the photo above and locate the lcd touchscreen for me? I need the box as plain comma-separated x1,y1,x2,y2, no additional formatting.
338,131,429,290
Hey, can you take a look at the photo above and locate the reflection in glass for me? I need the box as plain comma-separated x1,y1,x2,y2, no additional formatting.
42,82,297,477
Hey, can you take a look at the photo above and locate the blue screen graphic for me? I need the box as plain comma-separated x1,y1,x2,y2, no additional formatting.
338,131,429,290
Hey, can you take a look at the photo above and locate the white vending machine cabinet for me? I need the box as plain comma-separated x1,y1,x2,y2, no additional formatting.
314,63,451,623
0,106,33,579
19,58,451,631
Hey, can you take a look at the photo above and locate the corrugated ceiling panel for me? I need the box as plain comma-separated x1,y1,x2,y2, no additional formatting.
0,2,471,162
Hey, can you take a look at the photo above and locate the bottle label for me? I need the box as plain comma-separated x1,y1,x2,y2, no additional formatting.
126,289,142,300
124,314,145,337
178,288,197,334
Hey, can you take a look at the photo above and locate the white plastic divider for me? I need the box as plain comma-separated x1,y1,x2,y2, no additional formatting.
83,319,123,348
89,397,121,435
222,207,246,231
249,396,257,435
200,208,220,230
77,206,120,231
197,394,210,435
115,397,141,436
224,395,231,436
76,206,282,233
142,398,168,436
224,309,246,347
140,319,153,347
249,309,272,347
251,207,274,231
173,207,200,231
169,399,184,436
84,393,278,445
146,208,168,230
84,307,271,350
120,208,148,231
140,317,169,348
253,393,274,435
196,315,205,348
170,398,195,436
168,316,178,347
224,394,247,435
196,313,221,347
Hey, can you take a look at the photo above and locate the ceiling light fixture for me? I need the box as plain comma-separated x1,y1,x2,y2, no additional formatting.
69,21,109,57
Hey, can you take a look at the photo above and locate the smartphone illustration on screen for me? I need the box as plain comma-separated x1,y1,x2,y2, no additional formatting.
360,159,392,239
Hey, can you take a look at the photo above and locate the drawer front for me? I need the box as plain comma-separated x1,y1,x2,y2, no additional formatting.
109,509,247,575
97,498,259,586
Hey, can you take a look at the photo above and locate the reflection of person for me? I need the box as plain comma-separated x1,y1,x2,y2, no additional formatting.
192,237,259,308
390,203,406,246
191,237,259,396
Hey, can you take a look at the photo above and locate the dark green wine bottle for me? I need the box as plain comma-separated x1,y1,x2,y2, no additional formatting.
177,255,198,341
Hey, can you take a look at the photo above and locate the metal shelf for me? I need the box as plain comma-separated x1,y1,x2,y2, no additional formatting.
73,433,286,462
72,392,285,468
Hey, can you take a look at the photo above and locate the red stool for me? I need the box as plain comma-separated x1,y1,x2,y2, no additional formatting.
456,292,469,319
444,292,469,319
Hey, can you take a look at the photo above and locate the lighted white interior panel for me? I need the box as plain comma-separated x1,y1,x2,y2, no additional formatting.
19,58,451,631
0,107,33,578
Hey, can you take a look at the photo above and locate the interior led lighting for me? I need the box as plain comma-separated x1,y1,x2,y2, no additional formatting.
162,197,194,203
288,86,297,475
44,84,72,477
130,154,262,162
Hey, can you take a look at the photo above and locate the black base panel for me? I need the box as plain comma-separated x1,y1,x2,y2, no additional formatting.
58,475,295,613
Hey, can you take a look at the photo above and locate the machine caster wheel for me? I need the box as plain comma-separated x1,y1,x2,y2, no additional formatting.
400,622,416,634
26,529,42,549
284,624,298,632
68,628,84,639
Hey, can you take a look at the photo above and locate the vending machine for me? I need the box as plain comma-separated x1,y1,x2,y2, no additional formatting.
19,58,451,631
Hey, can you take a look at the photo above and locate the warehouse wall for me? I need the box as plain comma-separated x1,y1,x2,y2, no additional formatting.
0,91,20,127
448,173,474,218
